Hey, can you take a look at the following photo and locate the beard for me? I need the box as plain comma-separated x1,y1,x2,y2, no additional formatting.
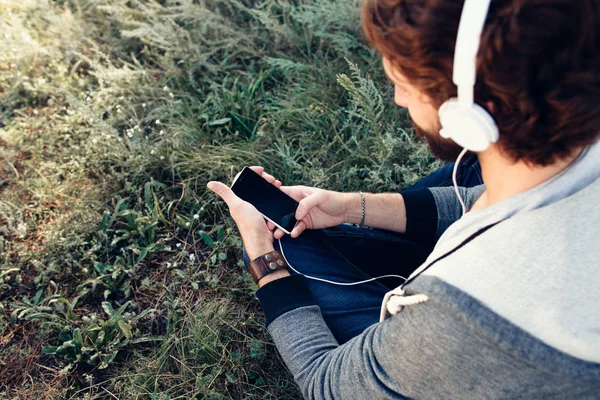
410,117,467,162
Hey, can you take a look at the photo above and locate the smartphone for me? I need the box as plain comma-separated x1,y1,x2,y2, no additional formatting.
230,167,299,234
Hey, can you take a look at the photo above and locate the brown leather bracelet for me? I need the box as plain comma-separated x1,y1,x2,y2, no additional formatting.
248,250,289,283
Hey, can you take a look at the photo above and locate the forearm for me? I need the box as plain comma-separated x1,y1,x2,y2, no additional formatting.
264,303,416,399
257,269,290,288
344,192,407,233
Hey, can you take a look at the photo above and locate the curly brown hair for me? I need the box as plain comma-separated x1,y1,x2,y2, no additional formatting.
363,0,600,166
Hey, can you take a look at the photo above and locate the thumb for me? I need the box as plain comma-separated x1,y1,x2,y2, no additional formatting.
296,191,325,220
207,181,238,206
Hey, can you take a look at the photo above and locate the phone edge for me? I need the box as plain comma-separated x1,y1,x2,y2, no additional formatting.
230,166,297,235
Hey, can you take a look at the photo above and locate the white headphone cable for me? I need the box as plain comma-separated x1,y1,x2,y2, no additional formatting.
452,147,469,216
275,148,470,285
277,238,407,286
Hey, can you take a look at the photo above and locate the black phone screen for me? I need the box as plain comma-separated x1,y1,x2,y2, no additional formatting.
231,167,299,233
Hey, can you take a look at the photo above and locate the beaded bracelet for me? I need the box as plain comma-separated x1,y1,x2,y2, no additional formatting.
359,191,366,227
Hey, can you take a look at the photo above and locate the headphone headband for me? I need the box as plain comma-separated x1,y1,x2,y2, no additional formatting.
453,0,493,107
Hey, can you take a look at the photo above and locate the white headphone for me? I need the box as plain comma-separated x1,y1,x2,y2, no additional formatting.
438,0,499,152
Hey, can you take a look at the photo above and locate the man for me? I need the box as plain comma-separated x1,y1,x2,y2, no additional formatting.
208,0,600,398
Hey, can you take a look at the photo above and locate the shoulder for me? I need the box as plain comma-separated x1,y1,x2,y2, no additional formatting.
415,177,600,362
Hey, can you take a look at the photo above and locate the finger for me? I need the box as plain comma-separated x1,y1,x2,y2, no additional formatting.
274,228,286,240
275,180,282,188
291,220,307,238
207,181,240,207
249,166,280,187
295,191,325,220
266,220,275,231
249,166,265,175
261,171,277,184
281,185,312,202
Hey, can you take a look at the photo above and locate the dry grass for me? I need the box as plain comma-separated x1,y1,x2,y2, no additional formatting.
0,0,435,398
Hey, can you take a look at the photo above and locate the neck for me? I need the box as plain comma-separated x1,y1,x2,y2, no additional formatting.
477,145,584,207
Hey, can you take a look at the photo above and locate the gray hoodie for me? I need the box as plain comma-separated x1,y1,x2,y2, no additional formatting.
256,141,600,399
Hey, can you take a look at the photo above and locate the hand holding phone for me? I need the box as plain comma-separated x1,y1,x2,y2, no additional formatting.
269,185,351,238
230,167,299,234
232,167,353,239
207,167,280,260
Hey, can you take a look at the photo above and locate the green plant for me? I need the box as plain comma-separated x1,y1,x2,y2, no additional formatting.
78,196,165,299
11,290,157,370
0,0,434,397
42,301,157,370
337,58,388,156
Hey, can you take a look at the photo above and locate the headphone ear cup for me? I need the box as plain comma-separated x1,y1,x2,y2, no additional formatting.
439,99,499,152
439,127,452,139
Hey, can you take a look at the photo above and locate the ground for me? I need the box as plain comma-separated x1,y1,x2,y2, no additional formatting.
0,0,437,398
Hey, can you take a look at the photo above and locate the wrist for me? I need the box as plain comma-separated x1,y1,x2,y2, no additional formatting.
257,269,291,288
343,192,363,225
246,242,275,261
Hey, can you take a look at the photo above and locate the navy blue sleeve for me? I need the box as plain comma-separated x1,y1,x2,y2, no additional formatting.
255,275,317,326
401,188,438,244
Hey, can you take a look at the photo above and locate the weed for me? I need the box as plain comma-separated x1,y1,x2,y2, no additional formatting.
0,0,435,398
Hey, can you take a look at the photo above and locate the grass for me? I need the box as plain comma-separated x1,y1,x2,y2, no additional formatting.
0,0,438,398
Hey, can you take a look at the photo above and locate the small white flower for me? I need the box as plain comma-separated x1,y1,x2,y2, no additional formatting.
159,130,164,136
134,125,140,130
176,243,182,248
116,105,121,109
119,96,124,100
117,109,122,113
83,373,93,384
189,253,195,261
92,138,98,144
173,262,178,267
169,92,174,98
166,262,172,268
193,214,199,220
150,149,155,155
163,86,169,91
155,119,161,125
142,103,147,108
127,132,133,138
89,118,94,123
185,222,190,227
160,156,165,160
